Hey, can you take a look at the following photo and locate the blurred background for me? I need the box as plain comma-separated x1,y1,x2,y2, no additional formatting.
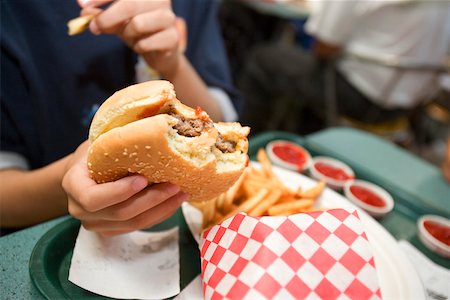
217,0,450,168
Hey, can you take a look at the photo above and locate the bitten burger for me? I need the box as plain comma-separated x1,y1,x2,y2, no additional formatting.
87,80,250,202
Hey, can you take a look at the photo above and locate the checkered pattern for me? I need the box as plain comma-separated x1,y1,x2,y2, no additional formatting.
200,209,382,300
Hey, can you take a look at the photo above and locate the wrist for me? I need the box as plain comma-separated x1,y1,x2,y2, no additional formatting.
160,53,185,81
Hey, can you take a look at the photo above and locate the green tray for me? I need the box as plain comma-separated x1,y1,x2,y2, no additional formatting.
29,209,200,300
249,130,450,269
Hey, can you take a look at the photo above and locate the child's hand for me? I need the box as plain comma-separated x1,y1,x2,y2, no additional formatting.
62,141,189,236
78,0,182,77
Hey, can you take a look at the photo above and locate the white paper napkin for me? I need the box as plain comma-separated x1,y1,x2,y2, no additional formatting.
174,275,203,300
69,226,180,300
399,240,450,300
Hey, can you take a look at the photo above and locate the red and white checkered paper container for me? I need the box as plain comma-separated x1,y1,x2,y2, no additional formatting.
200,208,382,300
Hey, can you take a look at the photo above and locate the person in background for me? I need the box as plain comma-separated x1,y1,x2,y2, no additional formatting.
442,138,450,183
0,0,239,235
305,0,450,124
239,0,450,135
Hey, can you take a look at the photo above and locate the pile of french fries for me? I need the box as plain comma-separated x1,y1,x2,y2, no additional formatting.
192,148,326,229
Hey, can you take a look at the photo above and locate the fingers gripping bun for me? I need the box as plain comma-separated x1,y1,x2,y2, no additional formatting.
87,80,250,202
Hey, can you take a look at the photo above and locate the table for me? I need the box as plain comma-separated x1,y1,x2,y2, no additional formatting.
1,128,448,299
0,216,70,299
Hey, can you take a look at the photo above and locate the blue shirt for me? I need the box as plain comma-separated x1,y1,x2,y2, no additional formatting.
1,0,239,169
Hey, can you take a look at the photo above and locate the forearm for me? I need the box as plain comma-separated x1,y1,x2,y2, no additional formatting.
312,39,342,61
161,55,223,122
0,155,71,227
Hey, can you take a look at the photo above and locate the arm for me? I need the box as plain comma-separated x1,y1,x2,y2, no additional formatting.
0,155,70,227
78,0,223,121
442,137,450,183
160,54,223,121
1,142,188,234
312,39,342,61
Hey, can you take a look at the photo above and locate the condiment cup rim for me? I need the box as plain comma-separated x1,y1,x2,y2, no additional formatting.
266,140,312,172
343,180,394,215
309,156,355,187
418,215,450,252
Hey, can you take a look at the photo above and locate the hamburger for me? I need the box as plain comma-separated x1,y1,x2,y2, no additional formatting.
87,80,250,202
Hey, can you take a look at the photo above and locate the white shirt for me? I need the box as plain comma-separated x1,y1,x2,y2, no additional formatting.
306,0,450,109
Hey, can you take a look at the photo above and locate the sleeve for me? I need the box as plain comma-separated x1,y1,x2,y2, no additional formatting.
175,0,243,115
208,87,238,122
0,152,29,170
0,16,37,169
0,49,31,166
305,0,359,46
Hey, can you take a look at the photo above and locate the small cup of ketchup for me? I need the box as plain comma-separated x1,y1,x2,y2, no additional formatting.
344,180,394,219
266,140,312,173
309,156,355,190
418,215,450,258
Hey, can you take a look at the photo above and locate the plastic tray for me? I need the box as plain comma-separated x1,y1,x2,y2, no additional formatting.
29,210,200,300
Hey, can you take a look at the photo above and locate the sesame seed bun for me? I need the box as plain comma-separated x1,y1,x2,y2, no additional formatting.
87,80,250,202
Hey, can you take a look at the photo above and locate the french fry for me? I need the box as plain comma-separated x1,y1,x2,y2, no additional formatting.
277,194,297,203
268,199,315,216
301,207,331,213
67,15,94,36
193,148,331,229
215,193,226,212
256,148,274,178
298,181,326,198
222,188,269,221
242,181,259,198
248,189,283,217
248,167,269,180
202,199,216,228
212,211,224,225
225,171,247,205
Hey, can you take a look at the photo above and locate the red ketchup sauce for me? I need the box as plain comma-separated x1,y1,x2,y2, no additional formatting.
314,162,353,181
272,144,306,168
350,185,386,208
424,220,450,246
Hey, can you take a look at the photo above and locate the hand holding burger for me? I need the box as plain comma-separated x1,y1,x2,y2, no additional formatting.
63,80,249,236
63,141,190,237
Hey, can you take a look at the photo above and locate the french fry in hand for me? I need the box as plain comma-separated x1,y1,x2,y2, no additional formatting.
67,15,94,36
